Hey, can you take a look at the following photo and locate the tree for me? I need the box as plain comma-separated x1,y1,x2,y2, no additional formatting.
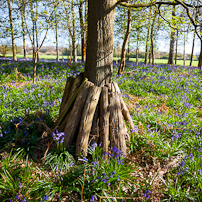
61,0,78,63
16,0,27,59
168,5,176,64
8,0,17,61
79,0,87,62
118,8,132,74
24,0,58,83
55,0,202,159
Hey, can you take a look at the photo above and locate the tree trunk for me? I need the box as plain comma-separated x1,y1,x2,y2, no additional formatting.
54,0,132,159
79,0,86,62
127,39,130,61
149,51,151,64
85,0,117,86
168,5,176,65
35,1,39,61
20,0,27,59
118,9,132,75
183,31,186,66
136,37,139,65
144,7,151,65
55,13,59,62
198,40,202,69
33,53,37,83
175,29,178,65
8,0,17,61
72,0,77,63
150,11,156,66
190,31,196,66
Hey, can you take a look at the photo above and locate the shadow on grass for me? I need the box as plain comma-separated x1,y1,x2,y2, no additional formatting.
0,111,55,162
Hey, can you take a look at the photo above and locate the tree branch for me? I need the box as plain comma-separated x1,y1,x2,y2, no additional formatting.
118,0,202,8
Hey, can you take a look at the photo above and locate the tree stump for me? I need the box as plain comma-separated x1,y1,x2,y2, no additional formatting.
54,75,134,159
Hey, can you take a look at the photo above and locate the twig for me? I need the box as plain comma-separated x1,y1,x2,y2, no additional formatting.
81,163,87,202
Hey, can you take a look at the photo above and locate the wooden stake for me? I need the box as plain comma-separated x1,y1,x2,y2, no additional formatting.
100,86,109,160
59,76,74,113
75,85,101,157
54,75,85,128
109,92,126,155
63,81,93,148
90,105,100,145
119,95,135,131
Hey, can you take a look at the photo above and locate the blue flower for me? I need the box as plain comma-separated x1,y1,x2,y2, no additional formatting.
90,143,97,151
144,189,151,200
52,130,65,144
90,195,98,202
102,177,107,183
43,195,49,200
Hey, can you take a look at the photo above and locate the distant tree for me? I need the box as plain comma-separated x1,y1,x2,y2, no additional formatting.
168,5,176,64
24,0,59,83
7,0,17,61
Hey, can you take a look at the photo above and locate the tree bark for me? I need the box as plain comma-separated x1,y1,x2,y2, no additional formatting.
118,9,132,75
127,40,130,61
8,0,17,61
168,5,176,65
190,31,196,66
85,0,117,86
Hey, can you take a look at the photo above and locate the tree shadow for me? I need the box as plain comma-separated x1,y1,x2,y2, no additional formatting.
0,111,55,162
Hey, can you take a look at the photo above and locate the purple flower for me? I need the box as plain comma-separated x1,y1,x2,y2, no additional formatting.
22,198,26,202
15,194,20,200
43,195,49,200
144,189,151,200
92,161,97,167
90,143,97,151
111,171,116,175
179,161,186,169
52,130,65,144
102,177,107,183
90,195,98,202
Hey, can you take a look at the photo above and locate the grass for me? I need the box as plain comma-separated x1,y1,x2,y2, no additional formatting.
1,54,199,67
0,59,202,201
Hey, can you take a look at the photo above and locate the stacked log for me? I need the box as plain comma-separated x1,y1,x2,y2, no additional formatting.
54,74,135,159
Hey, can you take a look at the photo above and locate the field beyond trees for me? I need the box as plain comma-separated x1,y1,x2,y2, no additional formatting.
0,59,202,201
